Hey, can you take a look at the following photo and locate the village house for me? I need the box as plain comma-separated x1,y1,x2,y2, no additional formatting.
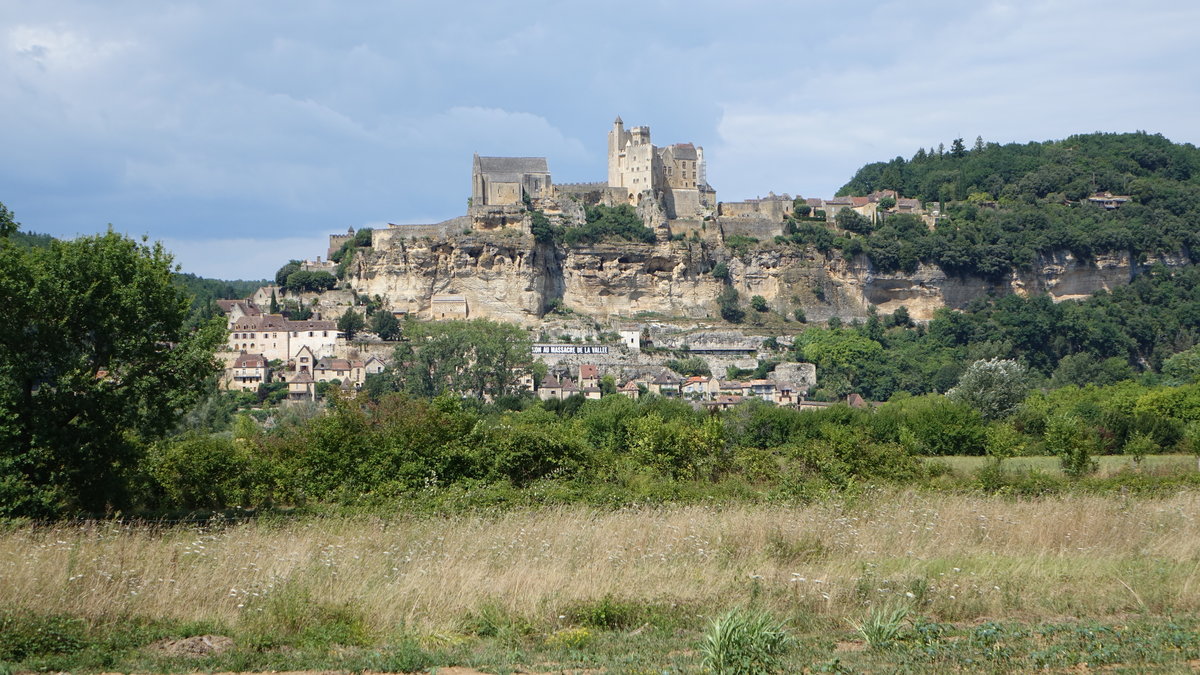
313,356,353,384
226,312,338,365
618,380,641,399
649,372,682,397
227,352,269,391
287,370,315,401
578,364,600,389
538,374,564,401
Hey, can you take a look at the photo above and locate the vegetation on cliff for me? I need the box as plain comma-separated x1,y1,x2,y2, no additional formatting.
793,132,1200,278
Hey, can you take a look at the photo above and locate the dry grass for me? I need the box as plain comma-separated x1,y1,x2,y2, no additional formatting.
4,489,1200,633
932,453,1198,477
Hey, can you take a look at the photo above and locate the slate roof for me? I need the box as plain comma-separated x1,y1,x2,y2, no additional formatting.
476,156,549,175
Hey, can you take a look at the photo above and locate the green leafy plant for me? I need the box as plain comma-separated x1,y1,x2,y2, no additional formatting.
848,602,910,650
700,608,791,674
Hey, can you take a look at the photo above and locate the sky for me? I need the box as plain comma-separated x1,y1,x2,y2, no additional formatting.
2,1,1198,279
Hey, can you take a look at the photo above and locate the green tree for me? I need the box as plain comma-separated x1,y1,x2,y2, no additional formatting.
284,270,336,293
835,208,873,234
338,308,365,340
712,261,730,280
388,319,533,399
946,358,1030,421
369,310,401,341
750,295,768,312
0,228,224,516
0,202,16,237
275,260,301,286
718,286,745,323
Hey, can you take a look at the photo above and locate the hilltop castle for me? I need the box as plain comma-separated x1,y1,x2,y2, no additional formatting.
606,116,716,219
461,117,716,228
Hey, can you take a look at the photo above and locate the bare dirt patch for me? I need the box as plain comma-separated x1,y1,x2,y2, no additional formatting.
147,634,235,657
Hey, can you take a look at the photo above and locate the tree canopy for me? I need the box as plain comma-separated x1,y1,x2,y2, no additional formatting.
0,224,224,516
374,319,533,399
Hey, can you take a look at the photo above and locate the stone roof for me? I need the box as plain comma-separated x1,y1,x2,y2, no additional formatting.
289,319,337,331
316,357,352,371
231,314,290,331
233,353,267,368
665,143,698,161
475,156,549,175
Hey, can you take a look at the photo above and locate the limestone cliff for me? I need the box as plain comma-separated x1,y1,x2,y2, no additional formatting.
346,232,1190,325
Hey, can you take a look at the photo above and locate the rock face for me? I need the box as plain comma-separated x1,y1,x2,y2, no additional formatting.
347,232,1190,325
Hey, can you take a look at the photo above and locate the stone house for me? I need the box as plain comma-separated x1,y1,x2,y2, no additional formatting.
228,352,269,392
288,370,315,401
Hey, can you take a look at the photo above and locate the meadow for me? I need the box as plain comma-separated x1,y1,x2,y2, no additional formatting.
5,486,1200,672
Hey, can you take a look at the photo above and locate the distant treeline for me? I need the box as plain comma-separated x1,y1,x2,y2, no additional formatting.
785,132,1200,278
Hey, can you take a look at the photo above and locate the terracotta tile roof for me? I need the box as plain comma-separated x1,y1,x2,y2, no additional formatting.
580,364,599,379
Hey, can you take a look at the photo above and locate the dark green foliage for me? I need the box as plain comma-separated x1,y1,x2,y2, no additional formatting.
530,209,559,244
0,229,224,517
337,308,364,340
712,261,730,280
379,319,533,400
369,310,401,340
173,273,268,329
835,208,873,234
561,204,655,246
750,295,768,312
828,133,1200,277
725,234,758,256
666,356,711,377
275,260,301,286
144,433,265,509
283,270,336,293
719,286,745,323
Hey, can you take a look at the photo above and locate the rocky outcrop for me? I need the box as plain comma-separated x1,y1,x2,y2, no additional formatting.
347,231,1190,325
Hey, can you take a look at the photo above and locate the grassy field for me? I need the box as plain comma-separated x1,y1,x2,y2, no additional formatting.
931,452,1198,477
5,487,1200,671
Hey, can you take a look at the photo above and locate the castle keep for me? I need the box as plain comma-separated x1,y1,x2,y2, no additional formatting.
606,116,716,219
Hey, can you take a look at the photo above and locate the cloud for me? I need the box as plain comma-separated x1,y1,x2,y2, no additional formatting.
708,0,1200,199
1,1,1197,277
160,235,332,280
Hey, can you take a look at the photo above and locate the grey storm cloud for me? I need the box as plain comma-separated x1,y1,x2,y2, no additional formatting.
0,0,1197,278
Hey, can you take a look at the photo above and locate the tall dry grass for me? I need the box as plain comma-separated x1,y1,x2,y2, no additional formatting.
4,489,1200,632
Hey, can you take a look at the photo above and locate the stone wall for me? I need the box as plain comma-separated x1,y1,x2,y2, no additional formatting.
374,219,463,247
719,217,783,242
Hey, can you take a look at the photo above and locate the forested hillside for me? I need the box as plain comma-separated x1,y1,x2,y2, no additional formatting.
788,133,1200,278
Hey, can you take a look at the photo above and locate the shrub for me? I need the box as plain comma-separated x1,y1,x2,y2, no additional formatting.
700,608,791,674
849,603,910,650
947,358,1030,420
1046,413,1098,477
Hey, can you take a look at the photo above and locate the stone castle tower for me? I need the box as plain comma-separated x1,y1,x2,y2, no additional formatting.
606,116,715,219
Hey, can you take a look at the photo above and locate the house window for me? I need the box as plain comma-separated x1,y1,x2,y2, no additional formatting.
323,331,328,337
309,331,313,337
